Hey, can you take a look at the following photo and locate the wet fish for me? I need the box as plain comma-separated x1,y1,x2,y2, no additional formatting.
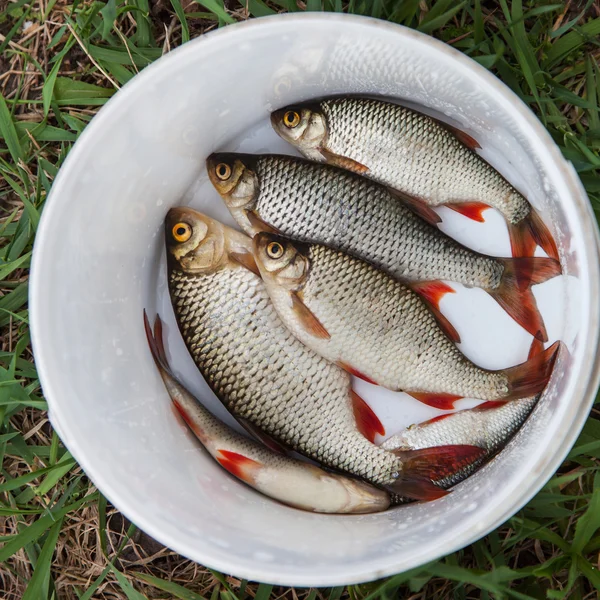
144,311,390,514
270,97,558,260
382,396,538,492
253,232,559,410
165,207,485,500
207,152,561,342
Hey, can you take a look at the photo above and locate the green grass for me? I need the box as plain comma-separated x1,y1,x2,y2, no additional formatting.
1,0,600,598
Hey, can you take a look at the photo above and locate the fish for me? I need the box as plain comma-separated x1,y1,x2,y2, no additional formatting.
382,397,538,495
144,311,390,514
270,97,559,260
252,232,560,410
165,207,485,501
206,152,561,342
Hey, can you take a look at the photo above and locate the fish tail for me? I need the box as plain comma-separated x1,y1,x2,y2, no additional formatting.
509,208,559,260
504,341,560,400
490,256,561,341
143,310,175,378
390,444,487,501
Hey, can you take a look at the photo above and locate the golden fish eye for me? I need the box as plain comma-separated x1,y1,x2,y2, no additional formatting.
172,222,192,243
266,241,284,259
283,111,300,128
215,163,232,180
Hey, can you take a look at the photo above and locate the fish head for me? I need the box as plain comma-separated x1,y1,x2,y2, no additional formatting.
270,104,327,161
252,232,309,292
165,207,228,274
206,153,259,231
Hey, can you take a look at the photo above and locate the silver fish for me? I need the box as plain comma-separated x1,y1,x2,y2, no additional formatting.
207,152,561,342
382,397,538,491
144,311,390,514
253,232,559,410
166,208,483,500
270,97,558,260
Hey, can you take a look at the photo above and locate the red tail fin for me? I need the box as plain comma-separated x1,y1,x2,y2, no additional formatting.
509,209,559,260
396,445,487,481
490,257,561,342
505,341,560,400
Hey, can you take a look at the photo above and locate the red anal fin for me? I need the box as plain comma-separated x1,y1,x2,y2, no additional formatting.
410,281,455,309
476,400,509,410
410,282,460,343
291,292,330,339
390,477,449,501
351,390,385,442
406,392,462,410
505,340,560,400
216,449,261,484
337,361,378,385
238,417,288,455
447,202,490,223
245,210,280,234
320,147,369,174
443,123,481,150
388,187,442,226
230,251,261,277
398,444,487,480
528,336,545,359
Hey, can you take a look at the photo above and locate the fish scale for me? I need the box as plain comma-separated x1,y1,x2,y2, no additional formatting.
321,98,530,223
291,243,510,398
169,264,402,485
251,155,503,288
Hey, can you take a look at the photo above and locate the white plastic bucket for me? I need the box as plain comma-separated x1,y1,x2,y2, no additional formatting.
30,13,600,586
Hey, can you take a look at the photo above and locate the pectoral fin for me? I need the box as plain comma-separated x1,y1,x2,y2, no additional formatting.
230,251,261,277
443,123,481,150
245,210,280,234
291,292,330,339
319,147,370,174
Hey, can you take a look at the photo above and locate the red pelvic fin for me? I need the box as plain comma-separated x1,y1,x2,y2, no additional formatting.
490,257,561,342
388,187,442,226
446,201,490,223
337,361,378,385
505,341,560,400
230,251,261,277
398,444,487,481
245,210,280,234
406,391,462,410
216,450,261,484
410,281,455,309
420,413,453,425
509,209,558,260
291,292,330,339
351,390,385,442
320,147,370,174
390,477,449,501
443,123,482,150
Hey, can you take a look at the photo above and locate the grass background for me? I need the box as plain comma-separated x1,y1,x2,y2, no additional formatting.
1,0,600,598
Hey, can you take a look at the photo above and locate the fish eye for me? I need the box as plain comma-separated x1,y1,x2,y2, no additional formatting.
283,111,300,128
215,163,232,180
172,222,192,243
266,241,284,259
